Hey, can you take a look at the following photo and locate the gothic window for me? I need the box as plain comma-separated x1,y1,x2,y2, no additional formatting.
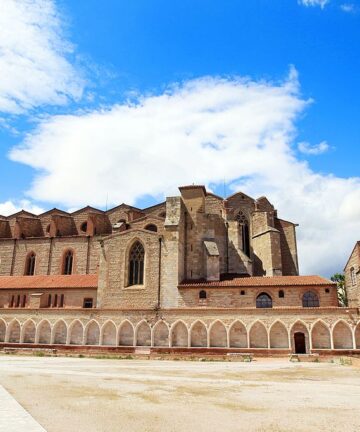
25,252,36,276
128,241,145,286
63,250,74,275
236,211,250,257
199,290,207,299
302,291,319,308
350,267,356,285
145,224,157,232
256,292,272,308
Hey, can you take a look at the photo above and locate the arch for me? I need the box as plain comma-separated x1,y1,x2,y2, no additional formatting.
69,320,84,345
128,241,145,286
85,320,100,345
52,320,67,344
135,320,151,346
62,249,74,275
22,319,36,343
8,319,21,343
37,320,51,344
332,320,353,349
24,251,36,275
101,321,117,346
302,291,319,308
356,323,360,349
153,321,169,347
0,319,6,342
311,320,331,349
170,321,188,347
249,321,268,348
290,320,309,354
118,320,134,346
229,320,247,348
190,320,207,347
144,224,157,232
256,292,272,308
269,321,289,349
209,320,227,347
199,290,207,299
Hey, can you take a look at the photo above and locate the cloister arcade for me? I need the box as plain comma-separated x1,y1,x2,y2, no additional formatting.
0,317,359,352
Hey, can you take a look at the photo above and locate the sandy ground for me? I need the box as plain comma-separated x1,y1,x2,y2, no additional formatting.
0,356,360,432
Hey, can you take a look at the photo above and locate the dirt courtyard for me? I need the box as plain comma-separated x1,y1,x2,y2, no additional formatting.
0,355,360,432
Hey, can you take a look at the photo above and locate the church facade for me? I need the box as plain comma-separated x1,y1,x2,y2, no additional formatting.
0,185,359,354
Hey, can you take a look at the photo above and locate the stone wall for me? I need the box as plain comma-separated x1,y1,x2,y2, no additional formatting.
0,308,359,351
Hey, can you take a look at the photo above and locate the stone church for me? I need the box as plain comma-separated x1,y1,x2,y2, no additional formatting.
0,185,359,354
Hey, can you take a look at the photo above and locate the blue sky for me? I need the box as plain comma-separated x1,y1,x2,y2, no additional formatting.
0,0,359,276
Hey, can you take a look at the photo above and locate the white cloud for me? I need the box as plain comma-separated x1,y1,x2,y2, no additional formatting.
9,70,360,277
0,199,44,216
0,0,84,114
298,140,330,155
340,3,356,12
298,0,329,8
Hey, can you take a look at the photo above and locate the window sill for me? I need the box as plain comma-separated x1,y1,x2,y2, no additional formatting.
123,285,146,291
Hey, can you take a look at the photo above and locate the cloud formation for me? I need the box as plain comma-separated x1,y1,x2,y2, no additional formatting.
298,140,330,155
340,3,356,13
9,71,360,277
298,0,329,8
0,0,84,114
0,199,44,216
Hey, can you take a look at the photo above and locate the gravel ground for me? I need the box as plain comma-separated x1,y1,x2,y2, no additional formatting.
0,355,360,432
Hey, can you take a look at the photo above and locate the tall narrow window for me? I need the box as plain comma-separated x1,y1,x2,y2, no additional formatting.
350,267,356,285
63,250,73,275
21,295,26,308
25,252,36,276
236,211,250,257
128,241,145,286
53,294,58,308
59,294,64,308
10,295,14,308
16,295,21,308
47,294,52,308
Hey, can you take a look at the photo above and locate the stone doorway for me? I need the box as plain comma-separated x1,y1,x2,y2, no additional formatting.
294,332,306,354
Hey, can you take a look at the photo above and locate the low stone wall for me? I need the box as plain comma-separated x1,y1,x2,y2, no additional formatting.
0,307,359,353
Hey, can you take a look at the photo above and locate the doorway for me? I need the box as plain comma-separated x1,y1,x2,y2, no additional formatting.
294,332,306,354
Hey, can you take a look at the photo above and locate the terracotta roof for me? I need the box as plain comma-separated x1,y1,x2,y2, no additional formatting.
179,275,334,288
0,274,98,290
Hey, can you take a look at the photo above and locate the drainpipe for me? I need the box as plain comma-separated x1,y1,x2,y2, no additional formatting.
47,237,53,275
10,239,17,275
184,210,188,279
225,221,229,274
86,236,91,274
157,237,162,308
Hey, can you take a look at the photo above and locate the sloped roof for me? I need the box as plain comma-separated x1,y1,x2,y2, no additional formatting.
179,275,334,288
0,274,98,290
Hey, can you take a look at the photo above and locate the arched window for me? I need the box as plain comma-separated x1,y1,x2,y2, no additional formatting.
236,211,250,257
256,292,272,308
63,250,74,275
128,241,145,286
199,290,207,299
302,291,319,307
350,267,356,285
25,252,36,276
144,224,157,232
